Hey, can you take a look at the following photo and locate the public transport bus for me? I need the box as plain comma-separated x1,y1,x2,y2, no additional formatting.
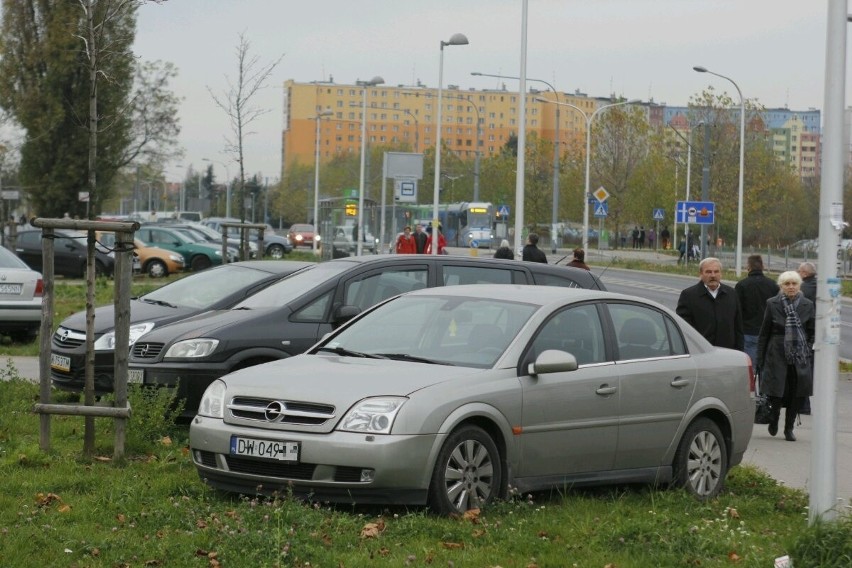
396,202,495,248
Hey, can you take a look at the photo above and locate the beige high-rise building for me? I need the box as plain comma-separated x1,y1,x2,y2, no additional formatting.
282,79,603,169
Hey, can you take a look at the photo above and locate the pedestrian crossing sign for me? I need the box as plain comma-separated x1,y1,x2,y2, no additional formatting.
653,208,665,221
594,201,608,218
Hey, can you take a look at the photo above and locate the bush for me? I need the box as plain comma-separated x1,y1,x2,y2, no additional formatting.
105,384,185,454
790,515,852,568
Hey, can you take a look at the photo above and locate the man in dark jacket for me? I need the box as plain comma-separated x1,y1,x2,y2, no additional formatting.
798,262,816,303
735,255,779,365
676,257,744,350
522,233,547,263
412,224,428,254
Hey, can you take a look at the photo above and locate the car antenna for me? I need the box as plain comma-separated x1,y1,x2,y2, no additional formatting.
595,255,618,278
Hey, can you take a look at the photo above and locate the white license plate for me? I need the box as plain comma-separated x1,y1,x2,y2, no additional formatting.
50,353,71,372
230,437,300,462
0,283,22,294
128,368,144,384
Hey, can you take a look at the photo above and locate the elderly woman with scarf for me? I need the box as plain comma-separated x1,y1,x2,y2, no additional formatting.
756,270,815,441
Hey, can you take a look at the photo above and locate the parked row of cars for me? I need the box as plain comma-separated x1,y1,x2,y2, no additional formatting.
46,252,754,514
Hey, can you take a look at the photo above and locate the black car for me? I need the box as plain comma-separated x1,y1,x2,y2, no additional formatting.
50,260,314,394
128,255,606,417
15,229,116,278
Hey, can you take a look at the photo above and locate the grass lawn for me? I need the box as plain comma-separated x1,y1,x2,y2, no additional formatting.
0,366,850,567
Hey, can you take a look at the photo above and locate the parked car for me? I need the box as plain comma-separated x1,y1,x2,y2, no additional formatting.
155,221,254,259
332,225,378,256
287,223,319,249
128,255,606,417
50,260,314,395
189,284,754,513
201,217,292,259
15,229,115,277
0,246,43,342
135,225,234,271
95,232,181,278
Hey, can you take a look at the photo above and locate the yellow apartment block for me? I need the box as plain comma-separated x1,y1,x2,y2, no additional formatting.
282,79,600,168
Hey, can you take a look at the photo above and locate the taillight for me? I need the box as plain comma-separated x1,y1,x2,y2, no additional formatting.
34,278,44,297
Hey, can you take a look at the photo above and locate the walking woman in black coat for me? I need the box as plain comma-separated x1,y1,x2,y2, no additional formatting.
756,270,815,442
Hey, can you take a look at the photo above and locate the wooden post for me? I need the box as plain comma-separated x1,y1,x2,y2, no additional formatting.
83,229,97,456
113,230,133,460
38,228,55,451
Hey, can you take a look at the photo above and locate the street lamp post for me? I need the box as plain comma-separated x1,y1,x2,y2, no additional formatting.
202,158,231,218
401,108,419,153
473,72,561,252
694,65,745,277
432,33,469,255
668,121,704,256
357,76,384,256
536,97,638,252
312,108,333,253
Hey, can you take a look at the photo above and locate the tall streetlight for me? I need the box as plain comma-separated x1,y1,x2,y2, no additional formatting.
202,158,231,218
311,108,333,252
432,33,469,255
356,76,384,256
694,65,745,277
473,72,561,252
668,121,703,254
401,108,419,153
536,97,639,252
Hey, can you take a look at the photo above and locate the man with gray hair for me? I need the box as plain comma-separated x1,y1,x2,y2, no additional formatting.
676,257,744,350
797,262,816,304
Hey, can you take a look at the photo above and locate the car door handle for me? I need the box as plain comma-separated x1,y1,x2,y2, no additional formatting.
596,385,617,396
670,377,690,388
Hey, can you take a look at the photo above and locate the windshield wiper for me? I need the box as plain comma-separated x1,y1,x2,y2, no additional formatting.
375,353,454,366
140,298,177,308
317,346,388,359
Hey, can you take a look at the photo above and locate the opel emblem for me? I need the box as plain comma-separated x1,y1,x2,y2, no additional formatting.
140,344,150,356
264,401,284,422
59,329,70,342
0,274,6,281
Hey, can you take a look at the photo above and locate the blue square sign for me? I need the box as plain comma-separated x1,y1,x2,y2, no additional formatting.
675,201,715,225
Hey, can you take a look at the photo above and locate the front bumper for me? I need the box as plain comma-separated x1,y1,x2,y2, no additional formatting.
128,361,230,417
189,415,439,505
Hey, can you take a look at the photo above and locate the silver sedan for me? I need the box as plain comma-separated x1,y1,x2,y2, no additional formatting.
0,246,42,342
190,285,754,514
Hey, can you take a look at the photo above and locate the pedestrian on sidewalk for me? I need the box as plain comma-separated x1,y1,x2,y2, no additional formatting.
735,255,779,366
676,257,744,351
522,233,547,263
566,248,590,270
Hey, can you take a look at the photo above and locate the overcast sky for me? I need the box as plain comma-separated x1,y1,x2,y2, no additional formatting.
134,0,842,184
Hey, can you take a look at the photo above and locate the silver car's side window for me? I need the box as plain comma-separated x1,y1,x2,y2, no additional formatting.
609,304,673,360
441,265,519,286
529,304,605,365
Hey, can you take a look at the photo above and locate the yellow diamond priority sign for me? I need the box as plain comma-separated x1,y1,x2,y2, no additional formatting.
593,186,610,202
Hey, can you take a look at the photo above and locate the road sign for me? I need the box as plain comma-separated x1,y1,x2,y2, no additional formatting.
471,240,479,248
675,200,715,224
498,205,510,217
593,201,608,218
593,186,610,202
653,208,665,221
78,191,90,203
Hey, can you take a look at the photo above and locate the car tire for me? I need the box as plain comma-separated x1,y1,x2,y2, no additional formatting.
673,417,728,500
146,259,168,278
428,425,502,515
267,243,286,259
191,255,212,271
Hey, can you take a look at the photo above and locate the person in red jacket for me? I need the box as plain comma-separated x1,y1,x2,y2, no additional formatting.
424,225,447,255
395,226,417,254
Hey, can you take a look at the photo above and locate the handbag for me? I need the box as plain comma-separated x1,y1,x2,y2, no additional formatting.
754,373,772,424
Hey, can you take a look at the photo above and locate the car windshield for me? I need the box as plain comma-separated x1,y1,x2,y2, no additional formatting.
141,264,282,310
234,262,348,309
322,294,538,368
173,228,206,243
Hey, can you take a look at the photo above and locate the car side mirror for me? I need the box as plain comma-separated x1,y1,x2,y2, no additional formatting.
527,349,578,376
332,305,361,327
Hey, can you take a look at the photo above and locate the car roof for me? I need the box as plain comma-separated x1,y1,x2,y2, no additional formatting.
321,254,606,289
401,283,644,308
225,260,314,274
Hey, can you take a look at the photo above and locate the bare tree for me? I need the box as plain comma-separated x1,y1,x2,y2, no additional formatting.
208,33,283,221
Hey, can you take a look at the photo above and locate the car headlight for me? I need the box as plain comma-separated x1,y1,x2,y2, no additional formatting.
214,250,222,256
295,235,304,242
170,254,185,263
315,235,321,243
94,322,155,351
338,397,406,434
198,379,227,418
164,338,219,359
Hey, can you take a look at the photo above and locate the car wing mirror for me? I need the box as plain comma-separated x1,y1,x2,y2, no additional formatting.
527,349,578,376
332,305,361,327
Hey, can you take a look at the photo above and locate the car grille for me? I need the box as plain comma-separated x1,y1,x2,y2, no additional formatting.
195,451,362,483
224,457,317,479
229,397,335,425
52,327,86,348
131,342,165,359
